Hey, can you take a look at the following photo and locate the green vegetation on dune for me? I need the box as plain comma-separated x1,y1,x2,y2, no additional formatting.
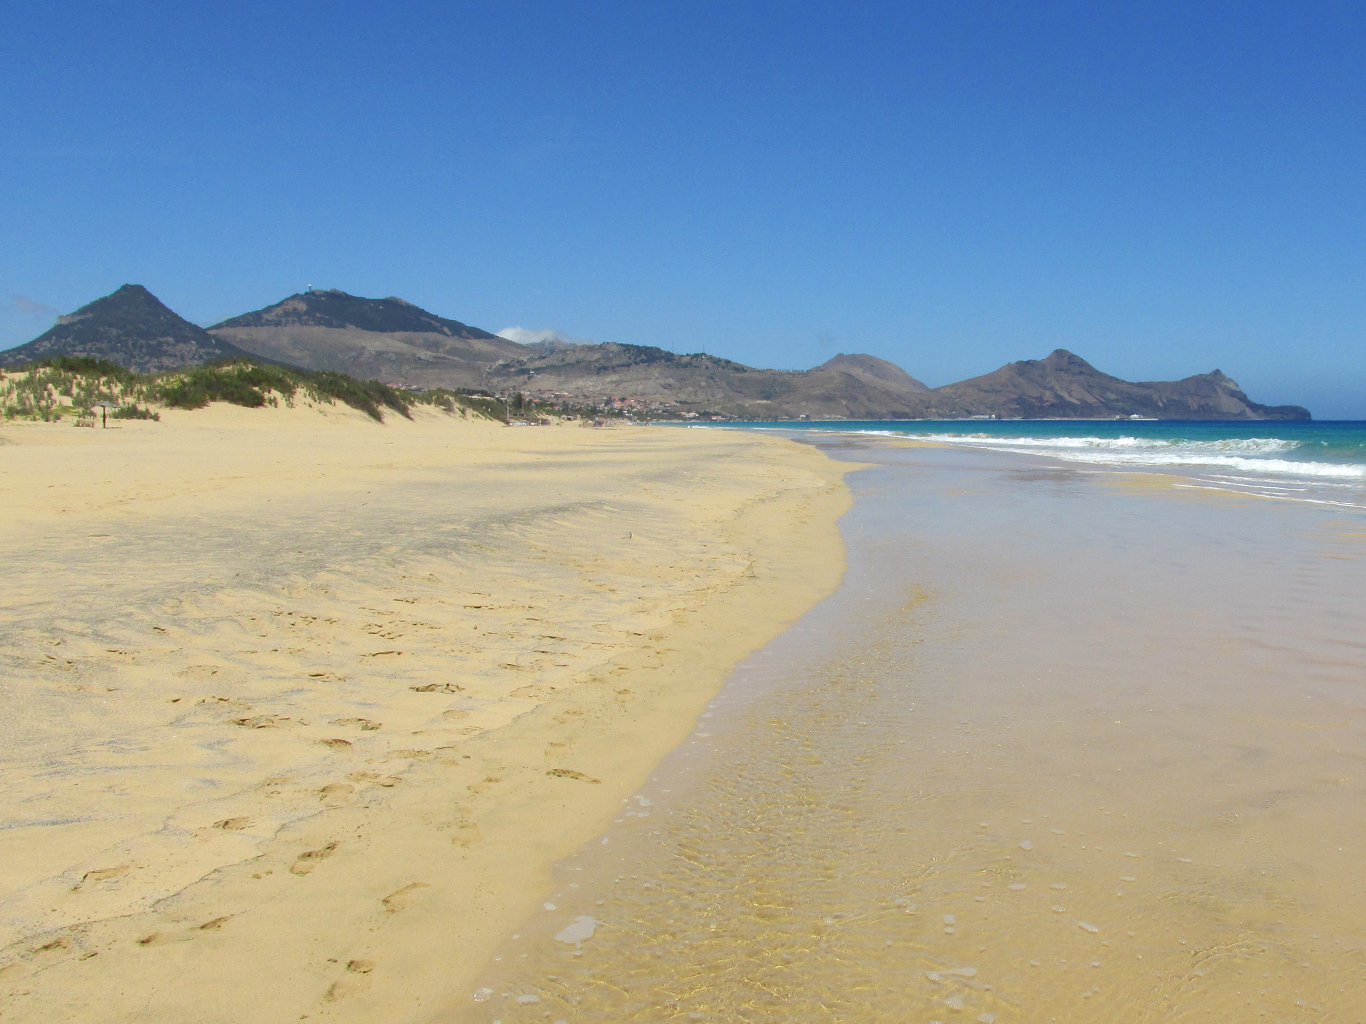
0,357,150,421
437,390,509,421
34,356,138,380
0,356,505,424
156,361,413,421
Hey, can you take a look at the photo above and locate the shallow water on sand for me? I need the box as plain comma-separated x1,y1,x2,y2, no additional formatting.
451,441,1366,1023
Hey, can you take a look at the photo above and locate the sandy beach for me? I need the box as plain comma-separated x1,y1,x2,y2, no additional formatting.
0,406,852,1022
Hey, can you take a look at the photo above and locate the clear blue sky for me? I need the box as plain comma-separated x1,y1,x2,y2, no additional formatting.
3,1,1363,416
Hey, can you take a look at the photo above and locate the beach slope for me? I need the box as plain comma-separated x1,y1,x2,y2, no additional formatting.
0,408,851,1023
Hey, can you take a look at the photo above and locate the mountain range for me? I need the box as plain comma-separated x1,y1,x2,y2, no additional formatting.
2,285,1311,420
207,290,529,388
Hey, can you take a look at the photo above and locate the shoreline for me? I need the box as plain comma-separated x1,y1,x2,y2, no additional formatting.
0,406,855,1022
452,433,1366,1022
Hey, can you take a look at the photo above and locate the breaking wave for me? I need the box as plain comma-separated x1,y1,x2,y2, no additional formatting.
865,432,1366,480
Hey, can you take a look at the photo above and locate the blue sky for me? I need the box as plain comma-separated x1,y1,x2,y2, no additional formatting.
2,1,1363,416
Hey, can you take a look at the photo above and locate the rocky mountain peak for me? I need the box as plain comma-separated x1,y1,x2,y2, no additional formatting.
2,285,253,373
1041,349,1103,375
815,353,930,394
210,290,501,340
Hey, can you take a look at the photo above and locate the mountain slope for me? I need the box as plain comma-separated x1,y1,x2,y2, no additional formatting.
483,343,942,418
2,285,255,372
925,349,1309,420
814,353,929,395
209,290,525,387
491,345,1308,420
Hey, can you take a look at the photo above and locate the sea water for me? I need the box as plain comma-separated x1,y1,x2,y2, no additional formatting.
448,430,1366,1023
748,419,1366,511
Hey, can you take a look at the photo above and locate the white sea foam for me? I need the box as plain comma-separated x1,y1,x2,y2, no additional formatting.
866,432,1365,481
555,916,598,944
916,433,1299,455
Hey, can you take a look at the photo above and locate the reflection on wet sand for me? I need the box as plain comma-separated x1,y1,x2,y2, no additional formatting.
450,442,1366,1023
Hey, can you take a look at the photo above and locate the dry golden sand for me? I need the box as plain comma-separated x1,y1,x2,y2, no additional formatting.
0,405,852,1022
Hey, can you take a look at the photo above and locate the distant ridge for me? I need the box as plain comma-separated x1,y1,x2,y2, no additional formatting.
471,343,1307,420
213,288,501,338
2,285,255,373
478,342,943,418
926,349,1310,421
814,353,930,395
209,289,525,388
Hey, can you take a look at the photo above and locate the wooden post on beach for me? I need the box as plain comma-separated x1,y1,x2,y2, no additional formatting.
93,400,116,427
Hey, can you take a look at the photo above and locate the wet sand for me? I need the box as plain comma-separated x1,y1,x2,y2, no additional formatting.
0,408,852,1022
457,436,1366,1023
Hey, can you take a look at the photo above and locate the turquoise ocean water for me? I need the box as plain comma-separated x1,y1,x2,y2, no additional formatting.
727,419,1366,510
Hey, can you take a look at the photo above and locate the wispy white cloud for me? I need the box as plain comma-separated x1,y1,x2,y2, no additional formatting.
9,294,58,316
496,326,594,347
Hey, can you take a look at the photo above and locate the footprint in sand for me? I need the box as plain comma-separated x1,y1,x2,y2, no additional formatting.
29,937,71,962
324,960,377,1001
452,823,482,848
318,738,352,750
176,666,223,681
196,691,250,705
231,715,289,729
465,775,501,794
348,771,402,787
546,768,601,784
290,842,339,875
73,865,130,891
137,916,233,946
381,882,430,912
511,684,555,700
213,817,252,831
330,717,381,731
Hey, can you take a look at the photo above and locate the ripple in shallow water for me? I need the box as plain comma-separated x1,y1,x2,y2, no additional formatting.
451,445,1366,1023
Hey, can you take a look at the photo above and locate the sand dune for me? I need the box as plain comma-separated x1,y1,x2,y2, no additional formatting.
0,405,851,1022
